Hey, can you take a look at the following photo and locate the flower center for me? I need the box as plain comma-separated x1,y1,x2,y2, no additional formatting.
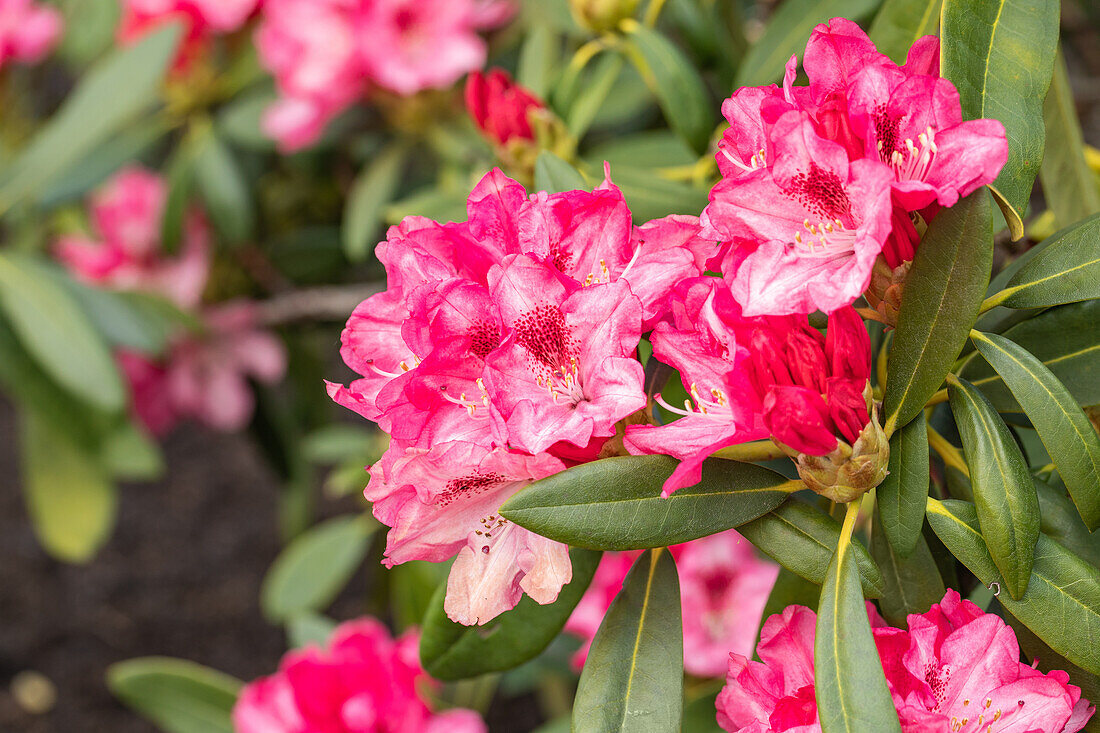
514,304,585,404
881,125,939,183
720,145,767,173
468,320,501,359
785,163,852,221
655,382,731,421
438,471,505,507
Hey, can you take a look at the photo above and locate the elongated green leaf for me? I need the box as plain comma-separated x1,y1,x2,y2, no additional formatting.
420,548,600,680
758,567,822,644
682,687,724,733
573,549,682,733
343,144,407,261
216,89,278,150
871,508,944,627
992,213,1100,309
622,21,713,154
868,0,941,64
517,25,559,98
260,515,376,622
948,376,1038,599
583,130,696,170
501,455,795,550
1036,478,1100,568
22,412,117,563
941,0,1058,235
815,509,902,733
566,52,624,139
107,657,241,733
0,253,124,412
194,132,254,244
738,500,884,598
883,191,992,434
102,419,164,481
0,23,181,210
49,268,170,355
926,499,1100,676
972,331,1100,529
1040,49,1100,229
735,0,882,87
608,165,711,221
877,415,929,556
534,151,588,193
286,612,337,649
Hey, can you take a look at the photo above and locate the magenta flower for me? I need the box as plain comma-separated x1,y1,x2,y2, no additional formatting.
366,441,572,625
0,0,62,70
566,530,778,678
118,0,259,72
233,617,486,733
715,591,1095,733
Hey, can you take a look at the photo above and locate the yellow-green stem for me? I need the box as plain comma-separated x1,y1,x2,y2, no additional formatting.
839,499,860,546
977,288,1015,315
927,423,970,478
642,0,669,26
925,388,949,408
711,440,786,462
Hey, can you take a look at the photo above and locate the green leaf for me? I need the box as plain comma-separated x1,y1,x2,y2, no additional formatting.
217,90,278,150
940,0,1059,235
22,412,117,563
534,151,588,193
500,455,794,551
517,25,560,98
1036,478,1100,568
876,414,929,557
757,567,822,644
286,612,337,649
572,549,682,733
1039,49,1100,229
388,560,448,631
0,253,124,412
682,686,724,733
948,376,1039,599
738,500,885,598
815,509,902,733
883,190,992,435
734,0,882,87
160,131,200,253
622,21,714,154
102,420,164,481
607,165,711,221
870,508,944,627
260,515,376,623
991,213,1100,309
419,548,600,680
0,23,181,210
926,498,1100,676
867,0,942,64
566,52,624,139
49,266,170,354
107,657,241,733
194,132,254,244
583,130,696,170
343,143,407,262
971,330,1100,530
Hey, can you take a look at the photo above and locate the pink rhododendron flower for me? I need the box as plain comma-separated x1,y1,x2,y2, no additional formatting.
233,617,486,733
624,277,872,495
366,441,572,625
118,0,260,71
705,17,1007,315
255,0,514,151
0,0,62,69
566,530,778,678
465,67,544,146
716,590,1095,733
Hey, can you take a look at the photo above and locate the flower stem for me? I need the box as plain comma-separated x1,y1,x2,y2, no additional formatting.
711,440,787,462
642,0,669,27
977,288,1016,315
925,388,949,408
927,423,970,478
839,499,860,546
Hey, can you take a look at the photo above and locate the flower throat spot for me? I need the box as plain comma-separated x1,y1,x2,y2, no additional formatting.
785,163,852,222
468,321,501,359
437,472,504,507
514,304,578,372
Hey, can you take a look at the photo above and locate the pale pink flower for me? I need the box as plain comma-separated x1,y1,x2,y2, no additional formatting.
0,0,62,69
716,590,1095,733
366,441,572,625
566,530,779,678
233,617,486,733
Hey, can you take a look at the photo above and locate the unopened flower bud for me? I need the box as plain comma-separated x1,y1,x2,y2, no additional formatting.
864,256,910,328
569,0,641,33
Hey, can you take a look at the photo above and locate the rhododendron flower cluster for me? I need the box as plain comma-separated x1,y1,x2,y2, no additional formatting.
566,530,779,677
702,18,1007,318
233,617,486,733
716,590,1095,733
54,166,285,435
0,0,62,70
255,0,514,151
330,166,713,624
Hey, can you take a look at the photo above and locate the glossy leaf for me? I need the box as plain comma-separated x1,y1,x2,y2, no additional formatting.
972,330,1100,529
871,508,944,627
0,23,181,209
572,549,682,733
734,0,881,87
876,415,929,557
941,0,1058,235
1039,49,1100,229
926,499,1100,676
883,191,992,435
949,376,1039,599
260,515,376,623
516,25,559,98
500,455,795,551
738,500,884,598
583,130,696,170
992,213,1100,309
1035,478,1100,569
194,131,254,244
534,151,588,194
343,143,407,261
107,657,241,733
419,548,600,681
22,412,117,563
622,21,713,154
868,0,941,64
815,509,902,733
0,253,124,412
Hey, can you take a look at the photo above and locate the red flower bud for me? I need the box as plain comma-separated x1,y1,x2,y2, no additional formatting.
763,386,838,456
464,68,545,147
825,305,871,381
